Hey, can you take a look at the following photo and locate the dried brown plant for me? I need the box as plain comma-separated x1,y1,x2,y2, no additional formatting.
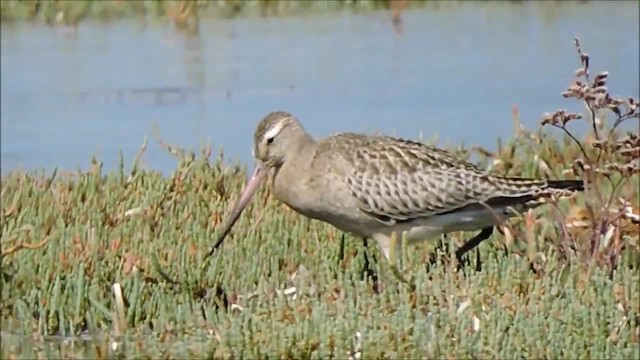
540,37,639,272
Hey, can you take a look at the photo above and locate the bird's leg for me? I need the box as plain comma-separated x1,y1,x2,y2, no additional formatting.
474,247,482,272
337,233,346,268
386,232,415,290
387,232,404,270
360,238,379,292
336,235,379,292
427,233,450,269
455,227,494,270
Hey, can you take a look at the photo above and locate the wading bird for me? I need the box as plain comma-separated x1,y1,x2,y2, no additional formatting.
207,111,583,274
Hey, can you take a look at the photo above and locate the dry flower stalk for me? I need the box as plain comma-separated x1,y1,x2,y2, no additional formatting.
539,37,639,272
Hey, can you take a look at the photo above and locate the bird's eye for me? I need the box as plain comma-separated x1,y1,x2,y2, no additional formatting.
266,137,274,145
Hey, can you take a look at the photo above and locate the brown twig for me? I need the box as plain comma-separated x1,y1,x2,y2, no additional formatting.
1,236,52,257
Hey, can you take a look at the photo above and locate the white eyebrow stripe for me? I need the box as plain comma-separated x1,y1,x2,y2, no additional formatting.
263,121,285,140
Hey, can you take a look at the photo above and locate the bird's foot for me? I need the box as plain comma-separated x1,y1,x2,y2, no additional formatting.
454,227,493,272
426,235,450,272
387,232,416,291
425,228,492,273
455,248,482,273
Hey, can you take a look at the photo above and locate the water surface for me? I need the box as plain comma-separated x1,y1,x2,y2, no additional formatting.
1,1,638,175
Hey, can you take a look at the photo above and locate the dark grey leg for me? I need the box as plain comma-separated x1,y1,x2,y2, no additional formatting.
427,227,494,271
337,233,346,267
361,238,379,292
336,235,379,291
455,227,494,270
426,233,452,271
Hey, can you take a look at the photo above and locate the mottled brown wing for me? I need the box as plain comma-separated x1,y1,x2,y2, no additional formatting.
338,134,547,225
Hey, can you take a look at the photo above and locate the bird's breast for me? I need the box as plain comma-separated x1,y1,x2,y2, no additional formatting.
270,165,382,238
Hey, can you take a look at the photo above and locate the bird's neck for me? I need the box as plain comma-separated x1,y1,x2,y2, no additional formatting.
271,134,317,204
285,130,317,162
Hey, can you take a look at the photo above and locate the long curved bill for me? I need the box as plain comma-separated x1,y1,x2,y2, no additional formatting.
206,162,269,257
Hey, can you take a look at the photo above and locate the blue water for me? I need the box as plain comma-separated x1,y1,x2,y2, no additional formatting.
1,1,638,175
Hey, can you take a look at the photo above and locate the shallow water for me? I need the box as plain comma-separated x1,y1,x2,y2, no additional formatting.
1,1,638,175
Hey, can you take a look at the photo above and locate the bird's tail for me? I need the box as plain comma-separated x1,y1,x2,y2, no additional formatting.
486,178,584,211
546,179,584,192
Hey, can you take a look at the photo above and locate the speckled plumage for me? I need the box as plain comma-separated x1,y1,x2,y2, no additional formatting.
325,133,556,224
215,111,584,263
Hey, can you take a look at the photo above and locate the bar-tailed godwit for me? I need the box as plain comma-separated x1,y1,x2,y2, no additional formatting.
207,111,583,270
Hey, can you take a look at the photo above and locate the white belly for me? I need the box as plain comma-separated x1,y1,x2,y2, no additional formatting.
404,208,505,244
370,207,510,260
